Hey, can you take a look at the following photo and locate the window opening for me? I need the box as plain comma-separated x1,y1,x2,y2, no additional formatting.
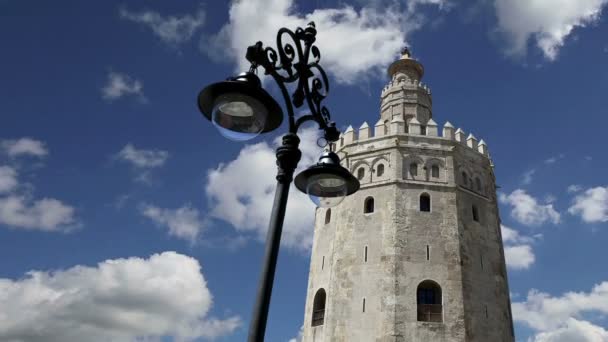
475,177,482,192
325,209,331,224
364,246,368,262
462,171,468,186
472,205,479,222
312,289,326,326
377,164,384,177
420,193,431,212
410,163,418,177
322,256,325,270
431,165,439,178
363,298,366,313
421,125,427,135
426,245,430,261
357,167,365,180
364,197,375,214
417,280,442,322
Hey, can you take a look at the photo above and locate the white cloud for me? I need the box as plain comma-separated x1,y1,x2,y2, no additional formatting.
0,166,18,194
0,252,240,342
287,325,303,342
0,195,77,232
141,204,205,242
205,0,445,84
512,282,608,341
117,143,169,168
501,224,536,270
1,137,48,158
499,189,561,226
494,0,608,60
568,186,608,223
544,154,565,164
116,143,169,183
568,184,583,193
101,71,145,102
205,127,322,251
120,6,205,47
531,318,608,342
522,169,536,185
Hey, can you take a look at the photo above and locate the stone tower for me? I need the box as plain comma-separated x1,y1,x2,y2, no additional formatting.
300,49,515,342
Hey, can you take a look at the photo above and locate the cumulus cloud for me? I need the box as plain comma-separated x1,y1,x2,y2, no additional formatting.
522,168,536,185
120,6,205,47
287,325,303,342
116,143,169,183
512,282,608,341
1,137,48,158
0,160,77,232
568,184,583,193
0,195,77,232
0,252,240,342
494,0,608,60
101,71,146,102
0,166,18,194
205,127,321,251
568,186,608,223
501,224,536,270
204,0,445,84
499,189,561,226
531,318,608,342
141,203,205,242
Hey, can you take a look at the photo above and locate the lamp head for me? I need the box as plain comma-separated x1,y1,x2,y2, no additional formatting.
197,72,283,141
295,151,359,208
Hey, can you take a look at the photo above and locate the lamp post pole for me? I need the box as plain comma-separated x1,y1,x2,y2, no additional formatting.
248,133,300,341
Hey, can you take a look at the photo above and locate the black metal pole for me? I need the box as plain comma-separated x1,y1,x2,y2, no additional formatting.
248,133,301,342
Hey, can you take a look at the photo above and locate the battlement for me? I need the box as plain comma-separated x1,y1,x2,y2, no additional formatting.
380,79,431,96
336,119,489,157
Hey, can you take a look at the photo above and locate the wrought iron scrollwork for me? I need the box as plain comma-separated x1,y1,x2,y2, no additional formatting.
245,22,338,142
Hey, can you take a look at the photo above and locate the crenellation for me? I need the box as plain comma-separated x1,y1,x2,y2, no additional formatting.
391,116,406,134
359,122,371,139
478,139,488,156
374,119,386,137
443,121,455,140
426,118,438,137
466,134,478,150
455,128,466,144
344,125,356,144
409,117,421,135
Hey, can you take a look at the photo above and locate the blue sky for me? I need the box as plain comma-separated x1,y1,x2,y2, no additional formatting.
1,0,608,341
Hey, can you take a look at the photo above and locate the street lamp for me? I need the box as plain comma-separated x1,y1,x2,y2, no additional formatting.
197,22,359,342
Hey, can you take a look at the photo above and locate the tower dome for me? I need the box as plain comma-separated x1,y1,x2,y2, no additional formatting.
380,47,433,129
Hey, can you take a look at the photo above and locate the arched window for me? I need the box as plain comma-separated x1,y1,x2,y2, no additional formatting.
377,164,384,177
475,177,482,192
364,197,375,214
417,280,442,322
472,205,479,222
420,193,431,212
462,171,468,187
410,163,418,177
431,165,439,178
325,209,331,224
312,289,326,326
357,168,365,180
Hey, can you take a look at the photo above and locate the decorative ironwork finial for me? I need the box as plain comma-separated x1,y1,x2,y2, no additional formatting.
401,46,411,58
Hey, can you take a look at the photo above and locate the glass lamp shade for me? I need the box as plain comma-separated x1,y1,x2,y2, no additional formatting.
295,152,360,208
198,73,283,141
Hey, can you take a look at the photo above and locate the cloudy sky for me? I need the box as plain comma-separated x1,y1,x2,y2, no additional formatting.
1,0,607,341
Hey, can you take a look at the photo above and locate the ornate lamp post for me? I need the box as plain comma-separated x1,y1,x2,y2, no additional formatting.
197,22,359,342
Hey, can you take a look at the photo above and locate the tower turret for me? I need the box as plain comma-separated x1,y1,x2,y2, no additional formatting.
380,48,433,129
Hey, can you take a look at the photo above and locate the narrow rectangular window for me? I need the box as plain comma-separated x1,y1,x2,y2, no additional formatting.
363,298,366,313
322,256,325,270
364,246,368,262
426,245,430,261
480,253,484,270
485,305,488,318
